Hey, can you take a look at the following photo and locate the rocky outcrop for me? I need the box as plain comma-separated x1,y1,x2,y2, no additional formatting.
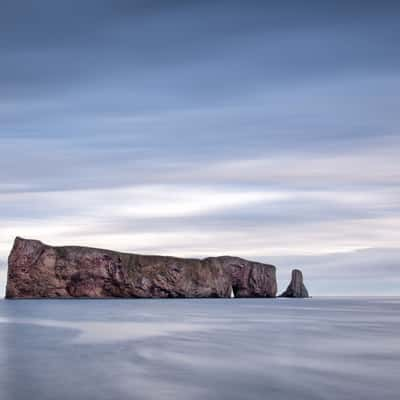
6,237,277,299
279,269,309,298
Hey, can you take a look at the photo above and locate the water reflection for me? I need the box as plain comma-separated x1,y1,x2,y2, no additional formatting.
0,298,399,400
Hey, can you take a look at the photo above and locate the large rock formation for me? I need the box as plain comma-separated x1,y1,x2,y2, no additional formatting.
6,237,277,299
280,269,309,298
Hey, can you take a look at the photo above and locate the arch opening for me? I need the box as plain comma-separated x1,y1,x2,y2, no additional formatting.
230,285,240,298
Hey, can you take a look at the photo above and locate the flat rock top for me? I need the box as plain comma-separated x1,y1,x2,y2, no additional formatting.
6,237,277,299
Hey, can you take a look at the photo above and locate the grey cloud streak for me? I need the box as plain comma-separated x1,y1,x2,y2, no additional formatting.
1,0,400,295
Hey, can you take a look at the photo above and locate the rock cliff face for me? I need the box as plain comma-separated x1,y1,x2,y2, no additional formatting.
6,237,277,299
280,269,309,298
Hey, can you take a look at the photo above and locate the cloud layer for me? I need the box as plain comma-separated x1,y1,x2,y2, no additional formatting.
1,1,399,295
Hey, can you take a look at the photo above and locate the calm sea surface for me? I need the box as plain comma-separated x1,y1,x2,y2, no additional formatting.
0,298,399,400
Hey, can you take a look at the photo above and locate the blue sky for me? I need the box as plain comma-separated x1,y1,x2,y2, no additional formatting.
1,0,399,295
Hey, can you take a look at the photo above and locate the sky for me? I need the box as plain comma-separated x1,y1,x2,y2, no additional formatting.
1,0,399,296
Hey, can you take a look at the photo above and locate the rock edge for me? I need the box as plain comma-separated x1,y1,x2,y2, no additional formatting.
6,237,278,299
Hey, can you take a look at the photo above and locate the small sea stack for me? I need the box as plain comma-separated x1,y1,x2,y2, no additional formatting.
280,269,309,298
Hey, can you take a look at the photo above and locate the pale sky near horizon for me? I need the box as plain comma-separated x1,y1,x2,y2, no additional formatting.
1,0,400,296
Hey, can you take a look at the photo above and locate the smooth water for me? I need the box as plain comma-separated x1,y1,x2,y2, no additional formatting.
0,298,399,400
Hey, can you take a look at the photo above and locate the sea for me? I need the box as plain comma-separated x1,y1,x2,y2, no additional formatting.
0,297,399,400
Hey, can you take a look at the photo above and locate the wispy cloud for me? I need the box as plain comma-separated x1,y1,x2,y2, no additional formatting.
1,1,399,295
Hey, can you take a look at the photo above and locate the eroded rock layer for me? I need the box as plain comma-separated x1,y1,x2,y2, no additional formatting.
6,237,277,299
280,269,309,298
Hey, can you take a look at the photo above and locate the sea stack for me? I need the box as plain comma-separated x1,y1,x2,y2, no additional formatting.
5,237,277,299
280,269,309,298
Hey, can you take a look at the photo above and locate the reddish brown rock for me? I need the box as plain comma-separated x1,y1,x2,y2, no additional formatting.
279,269,309,298
5,237,277,299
